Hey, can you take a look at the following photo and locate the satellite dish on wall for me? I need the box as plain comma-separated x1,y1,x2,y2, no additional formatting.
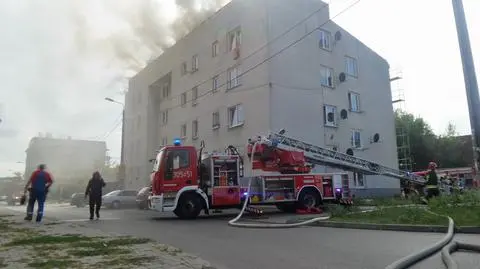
346,148,354,156
339,72,346,82
340,109,348,119
373,133,380,143
335,31,342,41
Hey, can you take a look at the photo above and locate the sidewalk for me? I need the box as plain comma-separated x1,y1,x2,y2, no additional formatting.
0,208,216,269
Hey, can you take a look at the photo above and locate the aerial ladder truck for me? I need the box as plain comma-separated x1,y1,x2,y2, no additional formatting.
148,130,426,219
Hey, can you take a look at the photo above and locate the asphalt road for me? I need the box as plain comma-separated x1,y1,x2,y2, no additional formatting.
3,203,480,269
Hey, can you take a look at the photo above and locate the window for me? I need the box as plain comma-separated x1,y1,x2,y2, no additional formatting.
228,104,244,128
162,137,168,146
181,62,187,76
227,66,240,89
351,130,362,148
348,92,360,112
162,82,170,98
167,149,190,171
153,150,164,172
192,87,198,106
181,92,187,106
323,105,337,127
192,120,198,139
212,111,220,129
212,41,219,57
192,55,199,72
319,29,331,50
353,173,365,187
161,110,168,125
320,66,334,87
345,56,358,77
228,28,242,51
212,75,219,92
181,124,187,138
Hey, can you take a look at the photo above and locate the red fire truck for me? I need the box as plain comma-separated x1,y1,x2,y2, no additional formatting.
148,130,425,219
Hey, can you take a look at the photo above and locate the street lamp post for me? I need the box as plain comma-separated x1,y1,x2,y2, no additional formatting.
105,97,126,188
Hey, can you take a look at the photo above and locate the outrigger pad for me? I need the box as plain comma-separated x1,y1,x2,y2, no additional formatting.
296,208,323,215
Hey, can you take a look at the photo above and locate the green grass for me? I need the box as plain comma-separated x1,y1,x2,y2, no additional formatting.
68,247,131,257
28,259,77,269
98,256,157,267
5,234,91,247
331,190,480,226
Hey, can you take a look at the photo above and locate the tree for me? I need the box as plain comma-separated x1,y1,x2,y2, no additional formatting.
395,111,437,170
435,122,470,168
394,112,471,170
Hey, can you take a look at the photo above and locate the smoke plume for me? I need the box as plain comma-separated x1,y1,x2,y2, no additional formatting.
71,0,230,77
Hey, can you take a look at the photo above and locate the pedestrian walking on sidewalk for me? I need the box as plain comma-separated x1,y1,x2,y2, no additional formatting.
85,171,106,220
23,164,54,222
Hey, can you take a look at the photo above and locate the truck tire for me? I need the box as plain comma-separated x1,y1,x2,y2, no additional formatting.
297,188,322,210
174,193,202,219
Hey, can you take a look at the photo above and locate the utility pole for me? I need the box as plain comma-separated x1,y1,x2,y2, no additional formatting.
120,108,126,187
452,0,480,181
105,97,126,188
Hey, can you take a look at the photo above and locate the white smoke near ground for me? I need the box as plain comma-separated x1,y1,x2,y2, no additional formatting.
0,0,229,176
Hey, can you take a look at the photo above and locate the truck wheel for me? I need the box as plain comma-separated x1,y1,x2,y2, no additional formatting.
297,189,322,210
174,193,202,219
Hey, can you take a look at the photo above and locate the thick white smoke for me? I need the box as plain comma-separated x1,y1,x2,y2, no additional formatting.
0,0,229,176
71,0,230,79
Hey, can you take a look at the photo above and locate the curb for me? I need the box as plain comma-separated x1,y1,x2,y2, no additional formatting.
285,219,480,234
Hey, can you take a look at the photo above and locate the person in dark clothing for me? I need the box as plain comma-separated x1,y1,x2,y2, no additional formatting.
425,162,440,200
85,171,106,220
24,164,54,222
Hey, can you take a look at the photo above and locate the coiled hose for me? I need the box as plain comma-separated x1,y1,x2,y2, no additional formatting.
385,210,480,269
228,140,330,228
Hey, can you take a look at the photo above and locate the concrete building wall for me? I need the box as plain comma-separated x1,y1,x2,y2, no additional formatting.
24,137,107,182
125,0,400,196
263,0,399,196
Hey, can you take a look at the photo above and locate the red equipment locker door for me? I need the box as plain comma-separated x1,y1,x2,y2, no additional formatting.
212,186,241,206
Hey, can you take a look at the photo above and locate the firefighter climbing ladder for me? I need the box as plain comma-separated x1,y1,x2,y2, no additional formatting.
267,131,426,185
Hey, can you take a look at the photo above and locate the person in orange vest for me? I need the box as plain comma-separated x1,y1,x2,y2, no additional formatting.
424,162,440,200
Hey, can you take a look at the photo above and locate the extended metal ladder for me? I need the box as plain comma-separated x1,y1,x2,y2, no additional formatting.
267,132,426,185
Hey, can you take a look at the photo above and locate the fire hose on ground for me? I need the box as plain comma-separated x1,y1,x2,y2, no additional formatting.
228,140,480,268
228,140,330,228
385,210,480,269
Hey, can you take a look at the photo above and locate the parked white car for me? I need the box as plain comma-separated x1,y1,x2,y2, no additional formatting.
102,190,138,209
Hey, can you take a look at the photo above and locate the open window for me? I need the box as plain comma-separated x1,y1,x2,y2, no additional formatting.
323,105,337,127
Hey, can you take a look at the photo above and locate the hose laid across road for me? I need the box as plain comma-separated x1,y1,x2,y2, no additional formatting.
228,140,480,267
385,210,480,269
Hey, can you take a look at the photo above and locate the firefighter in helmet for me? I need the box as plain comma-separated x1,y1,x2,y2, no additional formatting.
425,161,440,200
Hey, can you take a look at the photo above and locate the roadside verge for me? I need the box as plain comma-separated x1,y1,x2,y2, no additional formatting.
0,208,216,269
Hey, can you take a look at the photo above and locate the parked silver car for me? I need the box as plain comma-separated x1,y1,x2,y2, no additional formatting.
102,190,138,209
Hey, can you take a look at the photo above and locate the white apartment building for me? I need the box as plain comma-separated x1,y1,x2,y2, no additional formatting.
125,0,400,197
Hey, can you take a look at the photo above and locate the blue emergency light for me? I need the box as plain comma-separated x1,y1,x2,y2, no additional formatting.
173,138,182,146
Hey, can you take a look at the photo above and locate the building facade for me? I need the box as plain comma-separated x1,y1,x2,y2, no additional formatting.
125,0,400,197
24,136,107,182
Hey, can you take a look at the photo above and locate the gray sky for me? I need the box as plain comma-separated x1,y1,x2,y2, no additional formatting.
0,0,478,176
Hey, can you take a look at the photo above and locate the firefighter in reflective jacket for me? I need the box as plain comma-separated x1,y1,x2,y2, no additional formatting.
425,162,440,199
